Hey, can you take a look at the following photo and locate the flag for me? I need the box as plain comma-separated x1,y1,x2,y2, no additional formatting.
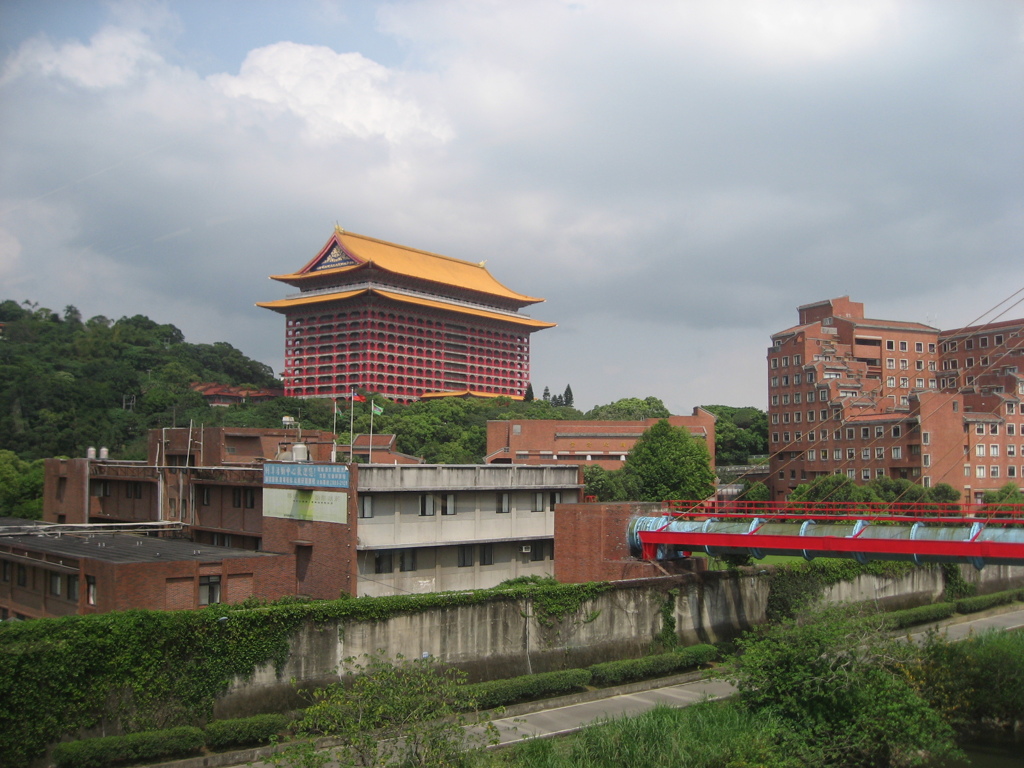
371,402,383,415
349,391,366,402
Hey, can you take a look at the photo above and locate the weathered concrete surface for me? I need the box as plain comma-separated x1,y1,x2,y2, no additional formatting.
213,564,1024,719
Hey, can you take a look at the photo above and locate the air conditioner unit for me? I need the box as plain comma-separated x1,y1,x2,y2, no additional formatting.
520,545,532,553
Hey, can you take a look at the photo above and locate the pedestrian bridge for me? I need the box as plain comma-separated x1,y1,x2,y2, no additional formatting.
629,500,1024,569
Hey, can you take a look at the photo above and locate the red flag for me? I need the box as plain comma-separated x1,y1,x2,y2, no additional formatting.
351,393,366,402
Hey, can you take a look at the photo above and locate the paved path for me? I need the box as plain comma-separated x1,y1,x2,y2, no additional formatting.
488,678,736,746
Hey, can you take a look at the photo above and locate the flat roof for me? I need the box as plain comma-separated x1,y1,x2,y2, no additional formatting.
0,520,281,565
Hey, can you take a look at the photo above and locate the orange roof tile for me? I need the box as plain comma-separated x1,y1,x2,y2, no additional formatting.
271,230,544,305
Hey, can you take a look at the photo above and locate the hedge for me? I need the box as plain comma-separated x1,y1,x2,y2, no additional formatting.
204,713,291,751
51,726,205,768
879,602,956,630
588,644,718,687
465,669,592,710
954,589,1020,615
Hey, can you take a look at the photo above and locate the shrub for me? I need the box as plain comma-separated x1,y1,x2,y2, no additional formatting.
954,590,1018,615
588,644,718,687
204,713,290,751
51,726,204,768
465,669,592,710
879,602,956,630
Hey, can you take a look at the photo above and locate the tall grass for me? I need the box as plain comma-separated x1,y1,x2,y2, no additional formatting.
488,701,787,768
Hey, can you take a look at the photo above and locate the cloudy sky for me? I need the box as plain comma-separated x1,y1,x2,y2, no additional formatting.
1,0,1022,413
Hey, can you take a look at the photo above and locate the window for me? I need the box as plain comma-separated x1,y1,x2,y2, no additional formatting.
1,561,8,582
923,454,931,467
782,394,790,405
995,334,1004,345
48,571,61,596
980,336,989,348
990,424,1000,435
976,444,987,457
533,492,544,512
862,469,871,480
847,469,856,479
359,495,373,518
976,465,986,478
991,466,1000,479
457,545,474,567
782,356,789,367
496,492,510,514
915,342,923,352
892,447,903,460
232,488,243,508
771,395,779,406
244,488,255,509
887,358,895,369
807,450,816,461
990,444,1000,457
86,575,97,605
782,375,789,386
808,410,815,422
886,340,895,350
199,575,221,605
876,448,885,459
441,493,456,515
887,376,896,387
201,487,211,506
922,432,930,445
374,551,393,574
16,564,27,587
899,341,908,351
845,428,855,440
892,426,902,438
67,574,79,601
480,543,493,566
846,448,856,460
861,427,870,439
531,541,546,562
419,494,435,516
399,549,417,572
794,374,802,385
900,377,909,388
1009,445,1017,458
861,448,870,460
771,357,779,369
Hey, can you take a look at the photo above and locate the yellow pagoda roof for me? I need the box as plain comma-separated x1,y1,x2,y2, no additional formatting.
256,287,556,329
419,389,524,401
270,230,544,305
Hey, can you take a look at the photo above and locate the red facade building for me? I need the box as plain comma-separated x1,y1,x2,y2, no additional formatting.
768,297,1024,501
258,229,555,402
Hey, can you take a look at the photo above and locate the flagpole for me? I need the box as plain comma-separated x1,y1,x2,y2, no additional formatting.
369,401,374,464
349,387,355,464
331,398,338,462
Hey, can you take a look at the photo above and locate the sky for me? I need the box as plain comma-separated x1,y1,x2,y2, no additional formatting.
1,0,1022,414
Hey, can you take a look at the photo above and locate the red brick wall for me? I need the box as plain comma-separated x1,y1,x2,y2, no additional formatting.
554,502,700,583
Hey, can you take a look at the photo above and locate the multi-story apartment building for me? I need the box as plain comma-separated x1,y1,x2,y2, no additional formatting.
0,427,581,619
257,228,555,402
768,297,1024,502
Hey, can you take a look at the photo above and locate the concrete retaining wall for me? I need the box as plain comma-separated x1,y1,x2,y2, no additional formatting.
213,564,1024,719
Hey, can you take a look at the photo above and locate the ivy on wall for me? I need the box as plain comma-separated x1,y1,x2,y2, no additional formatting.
763,559,918,621
0,579,611,767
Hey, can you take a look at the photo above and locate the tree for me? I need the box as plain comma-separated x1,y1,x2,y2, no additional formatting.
0,451,45,519
982,482,1024,508
729,607,958,767
283,652,497,767
563,384,574,408
585,396,670,421
542,386,551,402
737,480,770,502
620,419,715,502
523,382,534,402
789,473,879,507
701,405,768,464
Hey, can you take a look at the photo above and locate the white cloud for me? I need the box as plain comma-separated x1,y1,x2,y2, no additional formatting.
209,42,453,144
2,26,162,89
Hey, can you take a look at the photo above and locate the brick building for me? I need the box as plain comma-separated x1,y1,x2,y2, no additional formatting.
1,427,580,618
257,228,555,402
769,297,1024,501
484,411,717,471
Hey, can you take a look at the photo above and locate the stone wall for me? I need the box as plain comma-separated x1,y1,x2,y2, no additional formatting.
213,563,1024,720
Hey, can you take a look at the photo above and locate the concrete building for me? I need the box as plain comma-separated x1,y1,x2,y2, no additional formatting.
484,411,717,471
769,297,1024,501
0,427,581,618
257,228,555,402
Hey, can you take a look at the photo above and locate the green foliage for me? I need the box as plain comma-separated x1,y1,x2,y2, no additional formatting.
292,652,497,768
620,419,716,502
941,562,976,600
0,449,45,518
503,700,789,768
788,473,879,505
700,404,768,465
203,713,290,751
0,579,610,766
465,669,592,710
764,559,917,621
736,479,770,502
584,396,670,421
729,608,958,767
878,602,956,629
581,463,628,502
51,726,205,768
0,300,279,459
587,644,718,687
953,590,1018,615
656,589,679,649
982,482,1024,508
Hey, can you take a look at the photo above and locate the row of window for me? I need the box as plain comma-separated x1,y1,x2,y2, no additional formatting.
942,333,1009,352
967,465,1021,479
769,372,817,388
1,562,96,605
358,492,562,518
372,541,550,574
973,444,1022,458
772,426,906,444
